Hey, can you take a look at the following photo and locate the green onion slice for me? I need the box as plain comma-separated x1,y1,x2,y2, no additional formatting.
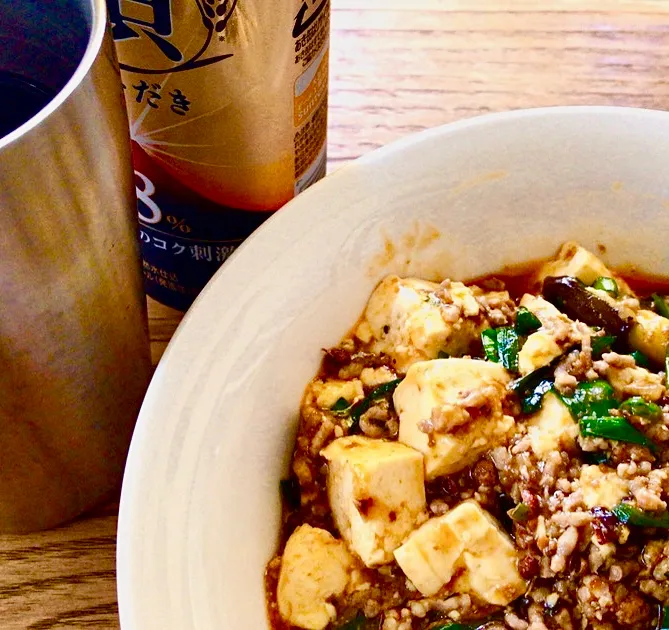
515,307,542,335
653,293,669,319
592,276,619,297
580,415,656,451
612,503,669,528
619,396,662,420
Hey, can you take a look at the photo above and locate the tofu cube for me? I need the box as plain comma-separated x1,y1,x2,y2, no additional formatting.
445,501,526,606
395,501,526,605
527,392,579,457
277,525,355,630
353,276,487,373
321,436,427,567
629,309,669,364
393,514,464,596
517,294,577,375
580,465,629,509
518,331,563,376
393,358,514,479
535,242,630,294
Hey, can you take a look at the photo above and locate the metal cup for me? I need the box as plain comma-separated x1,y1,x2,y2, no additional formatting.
0,0,151,532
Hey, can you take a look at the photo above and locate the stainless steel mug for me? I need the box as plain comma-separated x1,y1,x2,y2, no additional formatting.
0,0,151,532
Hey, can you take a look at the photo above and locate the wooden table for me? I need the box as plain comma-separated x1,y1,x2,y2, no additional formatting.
3,1,669,627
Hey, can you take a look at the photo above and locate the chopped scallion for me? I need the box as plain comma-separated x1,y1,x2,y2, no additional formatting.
653,293,669,319
481,328,499,363
612,503,669,528
521,378,553,415
619,396,662,421
481,327,519,372
630,350,650,368
580,415,656,452
507,503,530,522
497,327,519,372
515,307,542,335
564,380,617,419
592,276,619,297
591,334,616,357
330,397,352,416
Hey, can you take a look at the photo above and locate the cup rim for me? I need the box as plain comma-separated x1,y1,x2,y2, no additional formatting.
0,0,107,151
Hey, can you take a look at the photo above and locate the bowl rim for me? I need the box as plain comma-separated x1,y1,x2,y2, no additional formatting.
116,104,669,629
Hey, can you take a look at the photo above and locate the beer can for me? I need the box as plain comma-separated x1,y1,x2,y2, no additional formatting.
108,0,330,310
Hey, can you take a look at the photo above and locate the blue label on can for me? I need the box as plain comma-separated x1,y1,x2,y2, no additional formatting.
135,166,271,311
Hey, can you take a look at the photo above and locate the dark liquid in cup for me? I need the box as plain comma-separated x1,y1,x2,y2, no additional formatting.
0,71,55,140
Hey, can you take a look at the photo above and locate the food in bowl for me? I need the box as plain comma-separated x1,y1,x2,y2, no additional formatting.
265,242,669,630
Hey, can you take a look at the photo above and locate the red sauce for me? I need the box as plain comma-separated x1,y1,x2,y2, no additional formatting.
620,272,669,297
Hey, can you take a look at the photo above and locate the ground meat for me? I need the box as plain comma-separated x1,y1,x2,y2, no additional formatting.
551,526,580,573
359,400,399,439
550,609,574,630
268,268,669,630
578,435,611,452
490,446,511,470
431,593,472,613
598,352,636,369
551,511,592,528
589,541,615,572
428,499,449,515
474,288,516,326
309,416,335,455
322,344,393,380
578,575,614,620
609,442,655,466
527,603,548,630
363,599,382,618
430,402,472,433
554,361,578,394
614,589,652,626
540,451,565,490
472,458,498,488
423,385,504,443
616,460,653,478
629,470,667,511
608,564,624,582
382,610,412,630
434,280,483,322
505,612,529,630
594,353,665,400
639,577,669,601
439,302,462,323
558,333,594,383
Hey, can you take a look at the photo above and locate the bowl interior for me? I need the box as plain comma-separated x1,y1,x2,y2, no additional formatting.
117,107,669,630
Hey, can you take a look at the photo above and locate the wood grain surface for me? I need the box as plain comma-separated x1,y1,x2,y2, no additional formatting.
3,1,669,627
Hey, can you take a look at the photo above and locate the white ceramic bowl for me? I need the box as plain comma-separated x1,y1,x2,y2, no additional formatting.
117,106,669,630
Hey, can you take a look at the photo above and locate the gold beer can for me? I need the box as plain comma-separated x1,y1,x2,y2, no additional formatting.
108,0,330,310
